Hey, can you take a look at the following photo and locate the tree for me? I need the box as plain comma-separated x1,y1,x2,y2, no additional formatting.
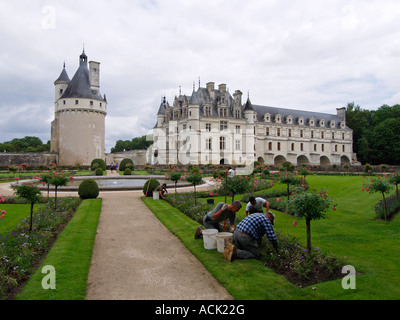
363,175,393,221
389,171,400,199
38,172,52,200
221,175,253,201
370,118,400,165
13,182,42,231
49,172,73,209
278,171,302,201
289,190,335,252
185,167,203,205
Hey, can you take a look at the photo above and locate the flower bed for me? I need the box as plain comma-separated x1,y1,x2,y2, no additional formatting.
0,197,81,300
261,232,347,287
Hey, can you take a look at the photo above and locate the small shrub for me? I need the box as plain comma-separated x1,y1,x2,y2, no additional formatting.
91,158,106,171
143,178,160,197
78,179,99,199
95,167,103,176
124,168,132,175
120,158,134,172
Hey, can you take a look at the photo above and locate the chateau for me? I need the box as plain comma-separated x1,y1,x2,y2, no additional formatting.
50,50,107,166
151,82,354,168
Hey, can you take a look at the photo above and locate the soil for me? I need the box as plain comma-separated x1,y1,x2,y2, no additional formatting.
263,261,344,288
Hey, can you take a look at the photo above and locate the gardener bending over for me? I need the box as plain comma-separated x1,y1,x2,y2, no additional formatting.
195,201,242,239
223,211,278,262
245,196,270,216
155,183,168,200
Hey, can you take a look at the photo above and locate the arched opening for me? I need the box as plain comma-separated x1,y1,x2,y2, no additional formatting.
220,158,228,165
341,155,350,165
274,155,286,166
320,156,330,166
297,155,310,166
257,157,264,164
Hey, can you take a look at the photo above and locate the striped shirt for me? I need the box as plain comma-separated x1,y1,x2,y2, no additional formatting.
236,213,278,249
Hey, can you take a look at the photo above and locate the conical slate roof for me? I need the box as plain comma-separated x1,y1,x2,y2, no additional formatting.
60,51,104,100
244,97,254,111
54,64,70,84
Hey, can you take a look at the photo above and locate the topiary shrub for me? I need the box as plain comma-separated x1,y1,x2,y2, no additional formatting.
120,158,134,172
95,167,104,176
78,179,99,199
124,168,132,175
91,158,106,171
143,178,160,197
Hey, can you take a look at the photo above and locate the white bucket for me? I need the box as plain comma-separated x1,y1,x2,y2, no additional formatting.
202,229,218,250
216,232,233,253
153,192,159,200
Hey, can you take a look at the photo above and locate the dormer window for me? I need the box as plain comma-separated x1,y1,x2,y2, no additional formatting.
275,114,282,123
299,117,304,125
264,113,271,122
310,118,315,126
287,116,293,124
330,120,335,128
320,120,325,127
341,121,345,129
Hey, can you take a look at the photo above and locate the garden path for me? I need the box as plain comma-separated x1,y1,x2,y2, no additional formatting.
0,176,232,300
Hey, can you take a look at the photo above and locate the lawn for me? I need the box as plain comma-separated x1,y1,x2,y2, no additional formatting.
143,174,400,300
0,204,38,233
15,198,102,300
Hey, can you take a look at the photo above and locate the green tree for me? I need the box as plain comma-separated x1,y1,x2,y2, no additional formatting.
364,176,393,221
389,171,400,199
370,118,400,165
278,171,302,201
14,182,42,231
185,168,203,205
289,190,335,252
221,175,252,201
49,172,73,209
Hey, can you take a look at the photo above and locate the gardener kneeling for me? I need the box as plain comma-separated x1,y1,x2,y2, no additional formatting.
223,211,278,262
194,201,242,238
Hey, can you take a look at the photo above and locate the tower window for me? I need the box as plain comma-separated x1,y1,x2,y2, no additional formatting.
75,100,79,105
90,101,94,106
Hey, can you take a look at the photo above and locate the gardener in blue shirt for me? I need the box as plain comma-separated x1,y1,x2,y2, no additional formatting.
223,211,278,262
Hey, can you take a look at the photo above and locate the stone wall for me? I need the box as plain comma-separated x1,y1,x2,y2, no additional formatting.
0,153,58,169
105,149,150,167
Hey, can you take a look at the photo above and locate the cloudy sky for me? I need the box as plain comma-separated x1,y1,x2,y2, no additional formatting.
1,0,400,152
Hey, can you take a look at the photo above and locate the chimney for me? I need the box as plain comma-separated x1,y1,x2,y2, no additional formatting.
89,61,100,93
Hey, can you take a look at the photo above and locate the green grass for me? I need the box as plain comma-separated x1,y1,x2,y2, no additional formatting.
15,199,102,300
0,204,41,233
143,175,400,300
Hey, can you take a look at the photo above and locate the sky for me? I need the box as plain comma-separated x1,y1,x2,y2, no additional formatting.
1,0,400,152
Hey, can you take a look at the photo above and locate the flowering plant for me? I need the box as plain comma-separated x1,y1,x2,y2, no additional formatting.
362,175,392,220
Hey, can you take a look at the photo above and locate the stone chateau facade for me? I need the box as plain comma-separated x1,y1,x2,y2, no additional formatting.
151,81,355,168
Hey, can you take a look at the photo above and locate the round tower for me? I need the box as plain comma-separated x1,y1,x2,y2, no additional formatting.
51,50,107,166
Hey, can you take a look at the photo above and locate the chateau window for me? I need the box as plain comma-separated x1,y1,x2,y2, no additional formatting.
300,130,303,138
90,101,94,106
235,110,241,118
277,142,281,151
291,143,294,151
63,100,66,105
342,133,345,140
300,143,304,151
266,127,269,136
220,121,227,131
322,144,325,152
343,145,346,152
335,145,338,152
299,118,304,125
288,129,292,137
321,131,324,139
220,108,228,117
75,100,79,105
59,89,63,95
235,125,241,134
235,140,241,150
205,107,211,117
277,128,281,137
269,142,272,150
206,123,211,132
219,137,226,150
314,144,317,152
206,138,212,150
310,119,315,126
332,132,335,140
311,130,314,138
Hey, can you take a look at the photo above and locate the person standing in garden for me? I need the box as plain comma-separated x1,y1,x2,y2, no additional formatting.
223,211,278,262
245,196,270,216
194,200,242,238
228,167,235,178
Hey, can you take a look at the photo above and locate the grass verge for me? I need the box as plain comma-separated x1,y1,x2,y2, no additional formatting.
15,198,102,300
